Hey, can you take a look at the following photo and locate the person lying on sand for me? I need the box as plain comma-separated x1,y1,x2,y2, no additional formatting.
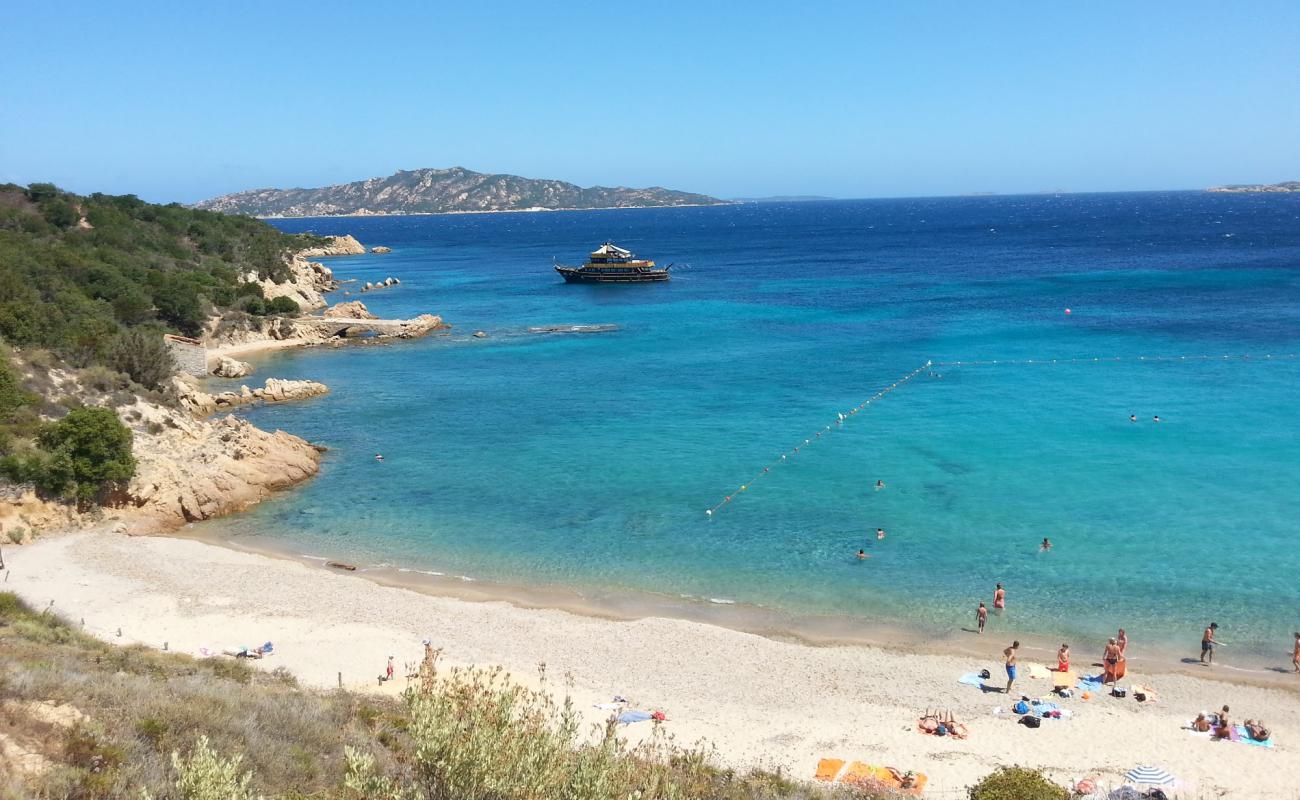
1192,713,1211,733
1245,720,1270,741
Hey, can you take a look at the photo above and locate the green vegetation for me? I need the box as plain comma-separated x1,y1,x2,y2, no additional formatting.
0,182,323,358
968,766,1069,800
0,593,892,799
0,403,136,504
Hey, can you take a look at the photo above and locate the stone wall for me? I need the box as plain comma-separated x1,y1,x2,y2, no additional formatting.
164,334,208,377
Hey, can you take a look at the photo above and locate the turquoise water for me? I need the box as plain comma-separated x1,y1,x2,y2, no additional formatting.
212,193,1300,661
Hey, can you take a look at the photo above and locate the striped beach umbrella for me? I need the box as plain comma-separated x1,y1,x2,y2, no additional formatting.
1124,765,1174,786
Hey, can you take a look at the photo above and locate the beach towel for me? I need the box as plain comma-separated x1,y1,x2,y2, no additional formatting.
1077,675,1104,692
958,672,986,687
840,763,927,795
1233,726,1274,748
1026,662,1051,680
840,762,874,784
814,758,845,781
593,703,623,711
1053,670,1075,688
617,710,652,725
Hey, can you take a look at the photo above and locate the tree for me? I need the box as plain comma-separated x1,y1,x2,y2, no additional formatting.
36,407,135,504
108,328,176,390
152,279,206,336
969,767,1068,800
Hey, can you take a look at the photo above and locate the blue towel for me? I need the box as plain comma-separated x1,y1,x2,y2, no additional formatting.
1031,701,1061,714
1234,725,1274,748
1076,675,1104,691
958,673,986,687
617,710,652,725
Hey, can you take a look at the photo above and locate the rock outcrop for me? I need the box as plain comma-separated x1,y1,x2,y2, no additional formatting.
123,400,322,526
298,234,367,256
361,277,400,293
371,246,392,253
172,376,328,416
212,356,253,378
323,300,377,320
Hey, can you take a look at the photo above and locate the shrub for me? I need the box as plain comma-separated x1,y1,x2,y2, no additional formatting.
266,295,300,315
170,736,260,800
968,766,1069,800
35,406,135,503
108,328,176,390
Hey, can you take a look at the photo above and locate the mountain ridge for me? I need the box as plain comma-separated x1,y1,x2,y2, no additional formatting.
195,166,727,217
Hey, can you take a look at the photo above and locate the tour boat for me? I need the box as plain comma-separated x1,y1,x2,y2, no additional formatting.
554,243,671,283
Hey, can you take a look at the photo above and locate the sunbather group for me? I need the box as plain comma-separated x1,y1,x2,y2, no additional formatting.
1191,705,1269,742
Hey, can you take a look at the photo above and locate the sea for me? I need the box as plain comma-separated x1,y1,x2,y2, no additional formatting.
204,192,1300,668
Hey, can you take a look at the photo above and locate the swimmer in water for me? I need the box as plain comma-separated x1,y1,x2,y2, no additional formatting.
876,528,886,540
875,479,885,490
1041,537,1052,551
375,453,384,461
857,549,868,560
1153,415,1161,423
1130,414,1137,422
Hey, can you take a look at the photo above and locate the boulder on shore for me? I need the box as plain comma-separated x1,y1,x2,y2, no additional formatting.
212,356,253,378
323,300,377,319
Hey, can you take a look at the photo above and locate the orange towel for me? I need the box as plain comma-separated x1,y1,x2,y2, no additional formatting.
840,761,874,784
814,758,845,781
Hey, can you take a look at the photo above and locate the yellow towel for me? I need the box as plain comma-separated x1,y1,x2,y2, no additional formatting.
1053,670,1075,687
840,761,874,784
814,758,845,781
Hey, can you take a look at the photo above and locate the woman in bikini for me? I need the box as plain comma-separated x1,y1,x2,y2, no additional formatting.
993,583,1005,610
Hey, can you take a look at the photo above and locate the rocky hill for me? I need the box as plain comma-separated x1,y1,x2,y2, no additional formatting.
194,167,726,217
1206,181,1300,193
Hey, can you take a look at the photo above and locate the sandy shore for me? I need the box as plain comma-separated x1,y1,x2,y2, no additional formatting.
9,530,1299,798
209,336,319,360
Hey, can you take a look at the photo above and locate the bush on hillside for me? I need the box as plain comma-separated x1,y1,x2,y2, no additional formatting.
109,328,176,391
968,766,1068,800
265,295,300,315
34,406,135,503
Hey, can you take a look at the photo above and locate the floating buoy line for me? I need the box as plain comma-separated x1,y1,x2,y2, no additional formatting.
704,351,1298,516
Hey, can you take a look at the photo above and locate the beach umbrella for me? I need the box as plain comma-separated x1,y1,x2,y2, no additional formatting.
1124,765,1174,786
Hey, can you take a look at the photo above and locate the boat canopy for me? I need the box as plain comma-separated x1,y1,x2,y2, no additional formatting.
590,242,633,258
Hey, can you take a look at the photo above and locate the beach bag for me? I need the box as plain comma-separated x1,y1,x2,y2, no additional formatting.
1111,687,1127,698
1013,701,1030,715
979,669,991,679
1019,714,1041,728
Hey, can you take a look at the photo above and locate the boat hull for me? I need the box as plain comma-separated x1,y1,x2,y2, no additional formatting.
556,267,670,283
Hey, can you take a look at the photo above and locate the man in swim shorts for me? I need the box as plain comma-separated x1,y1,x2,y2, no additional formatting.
1200,622,1219,664
1004,641,1020,693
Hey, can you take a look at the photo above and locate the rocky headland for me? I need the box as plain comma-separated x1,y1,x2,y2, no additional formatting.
1206,181,1300,193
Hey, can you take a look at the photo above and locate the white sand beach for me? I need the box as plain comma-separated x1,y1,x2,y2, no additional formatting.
10,529,1299,798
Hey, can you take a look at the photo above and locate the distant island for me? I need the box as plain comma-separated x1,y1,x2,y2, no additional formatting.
1206,181,1300,193
731,195,837,203
194,167,727,217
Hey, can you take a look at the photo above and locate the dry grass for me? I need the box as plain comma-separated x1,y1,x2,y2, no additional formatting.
0,593,896,800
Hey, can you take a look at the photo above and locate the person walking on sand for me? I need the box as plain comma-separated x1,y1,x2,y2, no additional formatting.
1200,622,1220,665
993,583,1006,610
1004,641,1020,693
386,655,395,682
977,602,988,634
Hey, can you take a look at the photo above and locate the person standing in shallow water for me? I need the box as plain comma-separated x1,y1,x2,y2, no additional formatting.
1200,622,1220,665
976,602,988,634
993,583,1006,610
1291,632,1299,673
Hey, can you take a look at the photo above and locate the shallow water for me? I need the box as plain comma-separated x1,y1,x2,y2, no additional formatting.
206,193,1300,663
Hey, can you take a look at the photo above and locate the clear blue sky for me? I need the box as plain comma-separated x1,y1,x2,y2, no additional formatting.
2,1,1297,203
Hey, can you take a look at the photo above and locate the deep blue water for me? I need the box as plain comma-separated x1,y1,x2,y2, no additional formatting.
211,193,1300,661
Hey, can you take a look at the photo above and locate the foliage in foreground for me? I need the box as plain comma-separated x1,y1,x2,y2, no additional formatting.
0,400,136,504
968,766,1069,800
0,593,888,800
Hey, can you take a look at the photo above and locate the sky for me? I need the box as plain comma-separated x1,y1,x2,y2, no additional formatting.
2,1,1298,203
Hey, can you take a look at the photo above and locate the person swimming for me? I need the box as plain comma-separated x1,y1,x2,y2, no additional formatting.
1040,537,1052,551
876,528,886,540
1153,415,1161,423
1129,414,1137,422
856,549,869,560
875,479,885,490
374,453,385,461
